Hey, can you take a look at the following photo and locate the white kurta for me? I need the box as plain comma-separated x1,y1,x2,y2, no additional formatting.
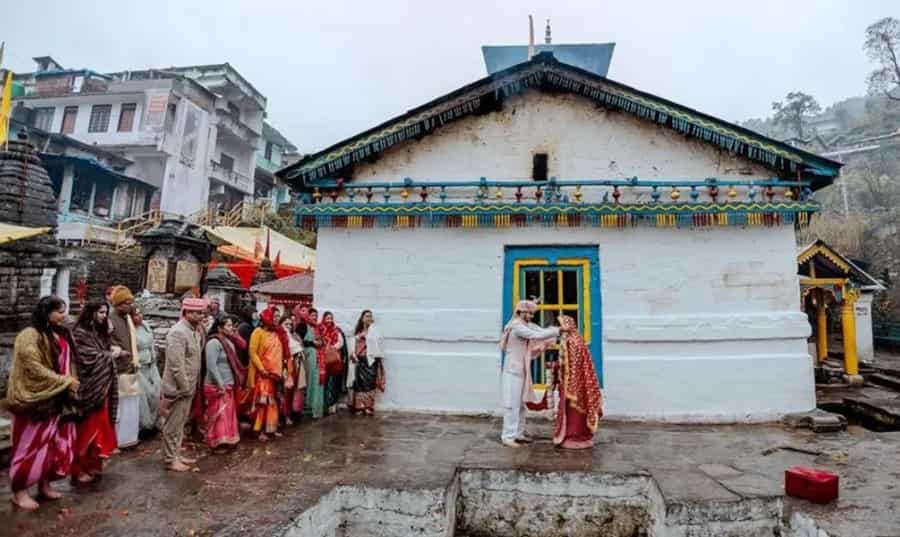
500,319,559,441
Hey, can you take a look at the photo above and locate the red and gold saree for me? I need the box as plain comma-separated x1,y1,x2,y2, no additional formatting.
552,315,603,449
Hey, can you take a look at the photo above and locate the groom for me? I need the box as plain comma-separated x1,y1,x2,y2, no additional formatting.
498,299,569,448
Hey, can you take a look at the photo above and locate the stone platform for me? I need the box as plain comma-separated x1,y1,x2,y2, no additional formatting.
0,414,898,536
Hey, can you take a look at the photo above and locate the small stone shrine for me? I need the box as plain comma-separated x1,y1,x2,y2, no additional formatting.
205,263,246,314
136,219,214,296
134,219,214,368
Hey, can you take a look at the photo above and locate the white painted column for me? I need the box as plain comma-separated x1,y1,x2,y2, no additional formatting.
58,163,75,214
87,183,97,216
40,268,57,299
55,267,71,312
111,184,122,219
854,292,875,362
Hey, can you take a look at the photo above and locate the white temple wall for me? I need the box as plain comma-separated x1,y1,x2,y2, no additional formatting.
351,90,774,189
315,225,815,421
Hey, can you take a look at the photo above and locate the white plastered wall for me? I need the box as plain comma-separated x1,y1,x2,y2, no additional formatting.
315,225,814,422
351,90,772,184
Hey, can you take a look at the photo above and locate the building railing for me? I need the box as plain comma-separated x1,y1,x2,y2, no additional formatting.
304,176,813,205
114,208,166,251
215,107,262,140
296,177,817,230
191,198,275,228
210,160,254,194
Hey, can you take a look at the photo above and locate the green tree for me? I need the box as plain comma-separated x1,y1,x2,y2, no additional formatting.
865,17,900,102
771,91,821,139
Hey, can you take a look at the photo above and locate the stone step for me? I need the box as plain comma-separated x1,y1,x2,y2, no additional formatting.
782,409,847,433
874,366,900,378
844,397,900,430
867,373,900,392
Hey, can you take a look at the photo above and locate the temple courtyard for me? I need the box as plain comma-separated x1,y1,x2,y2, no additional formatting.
0,413,897,536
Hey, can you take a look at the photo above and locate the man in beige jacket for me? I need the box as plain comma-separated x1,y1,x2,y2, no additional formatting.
161,297,207,471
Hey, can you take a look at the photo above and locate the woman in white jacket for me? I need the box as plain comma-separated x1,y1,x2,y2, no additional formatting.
349,310,385,416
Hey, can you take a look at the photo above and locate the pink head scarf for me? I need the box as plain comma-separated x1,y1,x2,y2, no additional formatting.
180,297,207,318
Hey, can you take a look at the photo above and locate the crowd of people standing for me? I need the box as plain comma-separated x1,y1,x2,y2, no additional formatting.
5,288,385,510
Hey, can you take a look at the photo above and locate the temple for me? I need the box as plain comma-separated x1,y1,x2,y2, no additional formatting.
278,51,843,421
798,239,885,381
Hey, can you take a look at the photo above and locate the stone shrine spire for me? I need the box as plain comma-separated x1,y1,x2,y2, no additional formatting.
545,19,552,44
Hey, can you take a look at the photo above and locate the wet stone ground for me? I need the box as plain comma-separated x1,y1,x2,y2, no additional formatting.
1,413,899,537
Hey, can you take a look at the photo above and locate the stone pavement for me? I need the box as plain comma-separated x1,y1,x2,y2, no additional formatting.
0,413,898,536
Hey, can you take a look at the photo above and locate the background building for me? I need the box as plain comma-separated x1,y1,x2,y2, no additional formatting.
10,57,297,219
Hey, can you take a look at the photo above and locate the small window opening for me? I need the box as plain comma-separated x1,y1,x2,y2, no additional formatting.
532,153,548,181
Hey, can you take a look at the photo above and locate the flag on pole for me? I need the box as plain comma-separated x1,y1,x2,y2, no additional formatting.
0,70,13,146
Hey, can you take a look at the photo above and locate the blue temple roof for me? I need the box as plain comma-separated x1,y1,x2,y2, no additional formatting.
482,44,615,77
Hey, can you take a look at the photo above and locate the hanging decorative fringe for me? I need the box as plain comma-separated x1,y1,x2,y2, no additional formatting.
297,202,817,232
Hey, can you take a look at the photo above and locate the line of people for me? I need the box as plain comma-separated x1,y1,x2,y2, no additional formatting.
6,291,387,509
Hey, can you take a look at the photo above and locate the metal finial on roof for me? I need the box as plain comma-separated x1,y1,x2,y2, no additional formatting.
528,15,535,60
545,19,552,44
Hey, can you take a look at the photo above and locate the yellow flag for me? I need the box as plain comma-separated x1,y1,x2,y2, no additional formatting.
0,71,12,145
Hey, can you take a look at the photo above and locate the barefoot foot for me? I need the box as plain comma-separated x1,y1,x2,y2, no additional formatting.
11,491,39,511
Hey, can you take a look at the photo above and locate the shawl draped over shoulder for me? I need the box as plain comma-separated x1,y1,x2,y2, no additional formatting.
5,327,76,416
72,325,120,423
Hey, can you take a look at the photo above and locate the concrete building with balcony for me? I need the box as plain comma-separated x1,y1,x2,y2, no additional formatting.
10,57,279,221
5,56,286,308
10,57,219,218
161,64,267,212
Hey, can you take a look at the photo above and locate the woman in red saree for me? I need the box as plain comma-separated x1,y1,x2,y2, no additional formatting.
552,315,603,450
318,312,347,415
245,307,289,440
71,300,120,483
204,316,242,451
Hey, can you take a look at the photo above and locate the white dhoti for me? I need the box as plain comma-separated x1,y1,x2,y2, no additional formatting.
500,371,526,442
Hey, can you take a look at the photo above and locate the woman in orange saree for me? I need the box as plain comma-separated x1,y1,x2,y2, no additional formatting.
552,315,603,450
246,307,287,440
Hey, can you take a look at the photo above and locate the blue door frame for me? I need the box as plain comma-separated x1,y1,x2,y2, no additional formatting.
502,245,603,385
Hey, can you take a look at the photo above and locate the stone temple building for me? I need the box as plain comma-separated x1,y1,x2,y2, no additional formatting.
279,51,842,421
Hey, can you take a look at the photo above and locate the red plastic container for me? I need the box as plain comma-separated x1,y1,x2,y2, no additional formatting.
785,466,839,504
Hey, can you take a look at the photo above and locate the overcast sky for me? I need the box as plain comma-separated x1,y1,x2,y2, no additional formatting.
2,0,893,152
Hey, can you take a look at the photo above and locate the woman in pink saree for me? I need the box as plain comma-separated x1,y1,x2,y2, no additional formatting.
552,315,603,449
6,296,79,510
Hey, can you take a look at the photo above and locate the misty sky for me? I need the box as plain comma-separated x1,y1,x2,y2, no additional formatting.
2,1,894,153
